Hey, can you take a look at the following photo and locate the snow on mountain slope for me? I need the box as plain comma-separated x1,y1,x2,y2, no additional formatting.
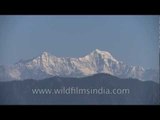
0,49,158,82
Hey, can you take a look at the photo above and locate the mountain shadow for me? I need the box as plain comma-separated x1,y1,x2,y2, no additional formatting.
0,73,159,105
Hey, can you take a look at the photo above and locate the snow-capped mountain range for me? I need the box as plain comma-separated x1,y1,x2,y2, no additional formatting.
0,49,159,82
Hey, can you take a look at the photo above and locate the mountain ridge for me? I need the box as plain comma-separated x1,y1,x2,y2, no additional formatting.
0,73,159,105
0,49,158,82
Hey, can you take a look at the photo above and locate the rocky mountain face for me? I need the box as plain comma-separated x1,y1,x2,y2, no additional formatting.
0,49,159,82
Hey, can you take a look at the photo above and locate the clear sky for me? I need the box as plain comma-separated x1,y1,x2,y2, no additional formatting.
0,15,159,69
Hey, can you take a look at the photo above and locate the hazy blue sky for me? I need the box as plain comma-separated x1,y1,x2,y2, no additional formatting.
0,15,159,69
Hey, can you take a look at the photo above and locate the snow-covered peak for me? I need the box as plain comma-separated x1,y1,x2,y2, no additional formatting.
85,49,118,63
94,49,109,54
1,49,158,83
39,51,58,62
95,49,103,53
39,51,58,59
90,49,113,58
41,51,49,57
